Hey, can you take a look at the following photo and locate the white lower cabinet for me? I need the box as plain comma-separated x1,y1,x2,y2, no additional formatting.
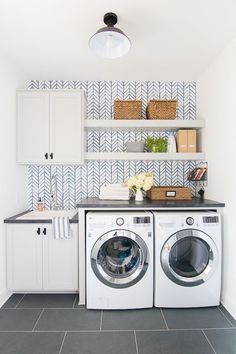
6,224,78,292
43,224,78,290
7,224,43,290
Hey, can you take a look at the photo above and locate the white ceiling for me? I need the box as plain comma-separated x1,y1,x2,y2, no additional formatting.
0,0,236,81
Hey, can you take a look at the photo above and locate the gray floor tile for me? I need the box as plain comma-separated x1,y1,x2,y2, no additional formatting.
219,305,236,326
136,330,215,354
102,308,166,330
61,331,137,354
0,331,64,354
204,328,236,354
35,309,101,331
162,307,232,329
0,309,42,331
17,293,77,308
1,294,25,308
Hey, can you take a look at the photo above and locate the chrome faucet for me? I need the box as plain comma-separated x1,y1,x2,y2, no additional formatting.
50,176,62,210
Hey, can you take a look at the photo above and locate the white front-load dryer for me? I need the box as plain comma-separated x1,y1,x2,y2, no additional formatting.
154,212,221,308
86,211,153,309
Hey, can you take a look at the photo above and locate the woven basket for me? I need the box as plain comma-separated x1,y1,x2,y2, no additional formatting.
147,100,177,119
147,186,192,200
114,100,142,120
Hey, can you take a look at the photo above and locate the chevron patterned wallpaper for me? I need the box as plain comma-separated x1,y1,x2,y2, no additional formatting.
28,80,197,209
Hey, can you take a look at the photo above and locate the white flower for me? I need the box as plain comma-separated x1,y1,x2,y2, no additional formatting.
126,176,137,190
126,171,154,191
143,180,152,191
137,172,146,182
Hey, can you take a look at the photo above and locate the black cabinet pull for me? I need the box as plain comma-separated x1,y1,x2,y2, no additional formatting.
50,153,53,159
36,228,40,235
43,228,47,235
45,153,48,160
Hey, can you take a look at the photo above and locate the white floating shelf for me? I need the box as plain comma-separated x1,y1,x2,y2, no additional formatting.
84,119,205,130
85,152,205,161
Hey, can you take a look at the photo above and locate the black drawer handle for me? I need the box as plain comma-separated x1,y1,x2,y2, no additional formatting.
50,153,53,159
42,228,47,235
36,228,40,235
45,153,48,160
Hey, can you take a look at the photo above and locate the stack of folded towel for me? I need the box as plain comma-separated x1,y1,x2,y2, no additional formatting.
99,183,130,201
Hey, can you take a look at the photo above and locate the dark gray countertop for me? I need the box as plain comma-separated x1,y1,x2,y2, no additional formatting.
76,197,225,209
4,210,79,224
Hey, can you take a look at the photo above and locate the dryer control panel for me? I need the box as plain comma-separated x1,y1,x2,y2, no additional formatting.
133,216,151,224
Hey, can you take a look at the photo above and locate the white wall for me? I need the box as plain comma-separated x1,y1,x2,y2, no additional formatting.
198,40,236,319
0,54,28,304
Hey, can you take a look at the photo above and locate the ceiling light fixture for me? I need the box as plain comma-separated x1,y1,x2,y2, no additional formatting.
89,12,131,59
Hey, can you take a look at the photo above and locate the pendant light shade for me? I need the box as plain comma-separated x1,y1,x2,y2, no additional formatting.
89,13,131,59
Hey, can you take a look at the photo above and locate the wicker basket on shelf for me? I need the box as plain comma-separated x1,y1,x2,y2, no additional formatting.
113,100,142,120
147,100,177,119
147,186,192,200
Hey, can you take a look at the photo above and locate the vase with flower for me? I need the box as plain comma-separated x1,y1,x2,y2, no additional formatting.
126,172,154,202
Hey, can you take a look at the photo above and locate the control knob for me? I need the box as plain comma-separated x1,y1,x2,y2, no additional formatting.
186,217,194,226
116,217,124,226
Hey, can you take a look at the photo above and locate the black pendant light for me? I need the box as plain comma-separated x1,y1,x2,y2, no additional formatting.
89,12,131,59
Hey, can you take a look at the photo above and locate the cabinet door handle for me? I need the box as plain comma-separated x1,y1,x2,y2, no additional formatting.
45,153,48,160
36,228,41,235
42,228,47,235
50,153,53,159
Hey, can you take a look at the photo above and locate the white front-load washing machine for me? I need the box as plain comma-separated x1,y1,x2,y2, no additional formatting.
154,212,221,308
86,211,153,309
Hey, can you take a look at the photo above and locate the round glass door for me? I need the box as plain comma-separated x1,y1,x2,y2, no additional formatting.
91,230,149,288
161,229,218,287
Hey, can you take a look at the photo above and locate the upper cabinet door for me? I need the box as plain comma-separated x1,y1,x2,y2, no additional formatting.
50,91,85,164
17,91,50,164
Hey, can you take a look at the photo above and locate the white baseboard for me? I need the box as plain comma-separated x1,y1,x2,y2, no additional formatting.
0,289,12,308
221,296,236,320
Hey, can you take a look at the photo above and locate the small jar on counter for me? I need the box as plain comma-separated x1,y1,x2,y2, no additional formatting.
36,198,44,211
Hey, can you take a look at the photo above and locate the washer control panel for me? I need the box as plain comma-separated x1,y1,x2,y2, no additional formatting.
186,217,194,225
116,217,124,226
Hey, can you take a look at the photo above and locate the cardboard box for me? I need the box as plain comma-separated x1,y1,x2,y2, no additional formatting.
176,130,188,152
187,129,196,152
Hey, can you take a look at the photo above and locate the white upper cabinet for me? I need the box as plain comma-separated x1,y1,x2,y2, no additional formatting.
50,92,84,164
17,90,86,164
17,91,50,164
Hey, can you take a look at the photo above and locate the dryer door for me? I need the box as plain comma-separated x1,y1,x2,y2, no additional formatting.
91,230,149,288
161,229,219,287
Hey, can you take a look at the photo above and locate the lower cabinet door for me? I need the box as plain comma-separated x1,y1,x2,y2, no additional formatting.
7,225,43,291
42,224,78,291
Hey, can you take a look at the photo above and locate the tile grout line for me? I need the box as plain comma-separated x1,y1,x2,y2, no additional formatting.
72,294,78,308
134,330,139,354
14,294,26,308
32,309,45,331
1,307,86,310
217,306,234,327
201,330,217,354
99,310,103,331
0,327,236,333
58,331,67,354
160,308,169,329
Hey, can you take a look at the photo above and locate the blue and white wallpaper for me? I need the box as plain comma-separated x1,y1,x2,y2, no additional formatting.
28,80,197,209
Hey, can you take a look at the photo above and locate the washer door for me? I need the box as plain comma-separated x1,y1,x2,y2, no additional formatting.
91,230,149,288
161,229,218,287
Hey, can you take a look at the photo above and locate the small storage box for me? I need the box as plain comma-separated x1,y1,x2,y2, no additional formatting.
114,100,142,120
147,186,192,200
147,100,177,119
